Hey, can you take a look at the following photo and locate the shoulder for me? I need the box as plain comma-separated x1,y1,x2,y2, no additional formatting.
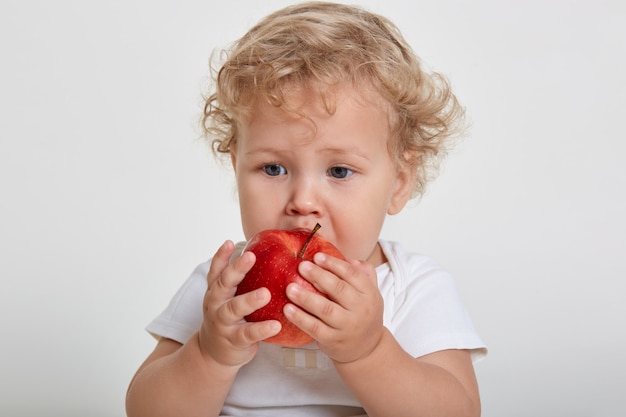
378,239,453,289
377,238,461,317
377,240,487,358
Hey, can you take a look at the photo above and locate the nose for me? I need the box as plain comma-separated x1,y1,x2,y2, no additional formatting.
285,176,322,217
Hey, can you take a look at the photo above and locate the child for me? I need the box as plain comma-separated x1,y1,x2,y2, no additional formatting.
126,2,486,416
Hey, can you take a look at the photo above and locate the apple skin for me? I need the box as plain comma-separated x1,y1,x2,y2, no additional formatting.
235,227,345,347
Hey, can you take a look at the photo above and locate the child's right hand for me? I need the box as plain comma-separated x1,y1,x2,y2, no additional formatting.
198,240,282,368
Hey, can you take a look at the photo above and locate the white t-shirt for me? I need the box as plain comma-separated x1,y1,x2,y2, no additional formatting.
146,239,487,416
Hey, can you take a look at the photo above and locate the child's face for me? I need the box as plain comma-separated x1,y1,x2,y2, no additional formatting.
231,85,412,265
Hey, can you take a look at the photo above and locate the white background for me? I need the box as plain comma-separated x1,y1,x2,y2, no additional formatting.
1,1,624,416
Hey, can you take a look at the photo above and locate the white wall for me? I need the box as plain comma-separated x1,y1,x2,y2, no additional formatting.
1,1,624,416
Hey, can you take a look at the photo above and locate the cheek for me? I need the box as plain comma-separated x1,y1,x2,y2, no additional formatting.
236,173,268,206
332,205,386,259
236,181,263,235
236,180,284,238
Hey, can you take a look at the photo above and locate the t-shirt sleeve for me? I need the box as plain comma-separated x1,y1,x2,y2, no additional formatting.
380,240,487,363
145,260,211,344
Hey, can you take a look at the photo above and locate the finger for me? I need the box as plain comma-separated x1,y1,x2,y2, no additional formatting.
217,286,271,324
206,240,236,287
298,258,356,305
237,320,282,346
286,282,343,329
211,251,256,294
283,301,333,341
312,252,376,293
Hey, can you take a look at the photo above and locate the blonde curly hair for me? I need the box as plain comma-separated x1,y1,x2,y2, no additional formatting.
202,1,465,197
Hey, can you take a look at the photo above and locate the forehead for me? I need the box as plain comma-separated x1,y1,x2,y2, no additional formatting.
233,85,395,166
242,82,391,132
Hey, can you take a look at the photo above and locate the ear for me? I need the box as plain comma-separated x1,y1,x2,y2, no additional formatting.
387,164,415,215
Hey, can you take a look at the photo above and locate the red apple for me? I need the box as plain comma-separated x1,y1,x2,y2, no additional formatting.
235,223,345,347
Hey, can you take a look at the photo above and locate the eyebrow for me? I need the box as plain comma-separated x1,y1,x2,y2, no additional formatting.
245,146,373,161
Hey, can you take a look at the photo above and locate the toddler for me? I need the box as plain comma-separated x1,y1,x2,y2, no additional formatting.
126,2,486,416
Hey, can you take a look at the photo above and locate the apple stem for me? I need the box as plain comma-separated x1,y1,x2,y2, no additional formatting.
298,223,321,259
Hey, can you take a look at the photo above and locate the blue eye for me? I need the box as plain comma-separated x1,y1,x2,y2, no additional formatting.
263,164,287,176
328,166,353,179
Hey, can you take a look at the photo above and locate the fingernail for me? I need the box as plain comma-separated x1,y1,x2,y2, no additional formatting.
284,304,297,315
314,252,326,263
269,321,281,333
256,287,269,300
241,251,255,263
299,261,313,272
286,283,299,296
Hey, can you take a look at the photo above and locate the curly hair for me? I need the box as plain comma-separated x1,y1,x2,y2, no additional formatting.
202,1,465,197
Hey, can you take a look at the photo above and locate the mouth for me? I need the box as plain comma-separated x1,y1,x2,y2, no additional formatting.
285,222,322,233
290,227,313,233
291,223,323,234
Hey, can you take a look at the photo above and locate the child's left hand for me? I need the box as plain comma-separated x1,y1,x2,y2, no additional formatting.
284,253,384,363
